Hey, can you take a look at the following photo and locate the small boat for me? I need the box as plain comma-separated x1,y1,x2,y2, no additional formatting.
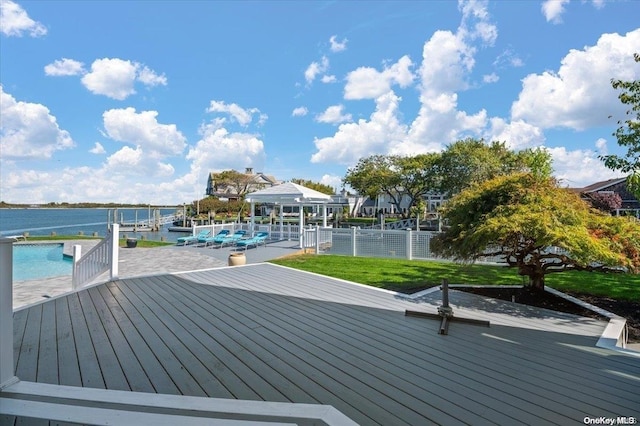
168,226,192,232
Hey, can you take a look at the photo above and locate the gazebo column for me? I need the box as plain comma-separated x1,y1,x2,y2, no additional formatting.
322,205,327,227
250,201,255,236
299,201,304,248
279,204,284,240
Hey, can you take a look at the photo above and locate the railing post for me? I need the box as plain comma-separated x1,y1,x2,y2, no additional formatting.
406,229,413,260
351,227,357,257
72,245,82,290
315,226,321,254
110,224,119,280
0,238,18,388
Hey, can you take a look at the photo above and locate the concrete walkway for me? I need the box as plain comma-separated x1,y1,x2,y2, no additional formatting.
13,239,306,309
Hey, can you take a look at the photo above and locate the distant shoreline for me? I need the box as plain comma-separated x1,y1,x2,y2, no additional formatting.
0,205,180,209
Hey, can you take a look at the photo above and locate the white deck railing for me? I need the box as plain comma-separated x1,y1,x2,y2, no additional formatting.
72,224,119,290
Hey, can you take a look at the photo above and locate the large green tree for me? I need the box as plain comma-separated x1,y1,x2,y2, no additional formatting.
432,173,640,290
209,169,265,199
436,138,551,196
343,153,440,218
600,53,640,199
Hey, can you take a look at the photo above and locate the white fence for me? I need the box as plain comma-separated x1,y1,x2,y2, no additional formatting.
304,227,508,263
72,224,119,289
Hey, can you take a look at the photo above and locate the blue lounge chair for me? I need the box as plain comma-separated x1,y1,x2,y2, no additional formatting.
235,231,269,250
210,230,247,248
199,229,232,247
199,229,230,246
177,230,210,246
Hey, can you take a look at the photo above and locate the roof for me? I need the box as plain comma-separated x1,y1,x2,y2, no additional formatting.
575,177,627,193
245,182,332,204
11,264,640,425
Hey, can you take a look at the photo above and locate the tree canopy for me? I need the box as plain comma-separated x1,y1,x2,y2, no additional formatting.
432,173,640,290
343,153,440,218
291,179,335,195
600,52,640,199
209,169,265,199
343,139,552,218
436,139,552,196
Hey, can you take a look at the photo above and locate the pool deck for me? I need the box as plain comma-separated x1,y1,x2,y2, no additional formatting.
13,238,306,308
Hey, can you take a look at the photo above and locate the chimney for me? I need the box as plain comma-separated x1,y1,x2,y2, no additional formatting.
245,167,254,174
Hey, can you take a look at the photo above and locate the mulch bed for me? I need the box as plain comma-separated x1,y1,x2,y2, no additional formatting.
458,287,640,343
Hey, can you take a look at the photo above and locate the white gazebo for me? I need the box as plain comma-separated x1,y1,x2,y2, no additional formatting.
245,182,332,247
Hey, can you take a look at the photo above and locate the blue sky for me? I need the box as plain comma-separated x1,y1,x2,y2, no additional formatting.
1,0,639,205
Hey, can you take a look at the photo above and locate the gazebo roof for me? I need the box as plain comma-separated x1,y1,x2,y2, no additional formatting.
245,182,331,204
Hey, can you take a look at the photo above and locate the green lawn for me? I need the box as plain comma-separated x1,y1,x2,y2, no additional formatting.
270,254,640,301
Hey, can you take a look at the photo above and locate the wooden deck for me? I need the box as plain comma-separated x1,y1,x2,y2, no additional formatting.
6,263,640,425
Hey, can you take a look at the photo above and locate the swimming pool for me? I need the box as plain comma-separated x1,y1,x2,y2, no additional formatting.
13,244,72,281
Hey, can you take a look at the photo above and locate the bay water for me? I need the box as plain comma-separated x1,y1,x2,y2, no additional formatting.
0,207,189,242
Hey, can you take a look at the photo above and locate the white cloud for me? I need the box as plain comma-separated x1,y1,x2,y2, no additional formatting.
407,25,490,149
137,66,167,86
493,49,524,69
0,0,46,37
305,56,329,84
44,58,85,76
417,30,473,97
81,58,138,100
89,142,106,154
595,137,608,155
292,106,308,117
321,75,337,83
186,125,266,180
548,146,623,187
311,92,407,164
0,86,74,160
312,1,500,164
541,0,570,24
102,107,186,158
511,29,640,131
106,145,143,169
207,100,265,127
320,174,342,192
329,35,348,52
79,58,166,100
457,0,497,45
483,73,499,83
344,55,414,100
486,118,545,150
0,163,188,204
315,105,352,125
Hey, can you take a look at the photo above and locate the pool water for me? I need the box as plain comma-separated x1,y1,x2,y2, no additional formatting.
13,244,72,281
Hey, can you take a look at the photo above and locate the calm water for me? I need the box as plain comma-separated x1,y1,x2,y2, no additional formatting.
0,208,188,242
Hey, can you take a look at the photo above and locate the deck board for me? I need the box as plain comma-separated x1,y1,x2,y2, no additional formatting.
88,284,155,393
36,301,58,384
15,305,41,382
77,289,129,391
54,297,82,387
96,283,180,395
125,276,272,400
11,263,640,425
67,292,105,389
105,279,211,397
